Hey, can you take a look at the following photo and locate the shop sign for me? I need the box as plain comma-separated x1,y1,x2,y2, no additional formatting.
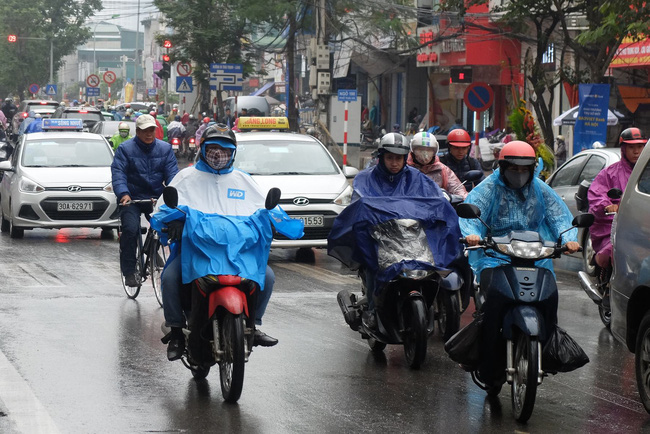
416,25,441,67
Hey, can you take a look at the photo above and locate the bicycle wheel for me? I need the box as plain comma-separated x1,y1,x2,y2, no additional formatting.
149,239,169,307
121,235,143,299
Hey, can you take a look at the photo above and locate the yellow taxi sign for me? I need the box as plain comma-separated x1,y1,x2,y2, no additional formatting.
237,116,289,131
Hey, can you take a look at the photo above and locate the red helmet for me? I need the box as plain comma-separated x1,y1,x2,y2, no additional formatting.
447,129,471,147
203,117,210,124
498,141,536,165
149,111,156,117
619,127,647,146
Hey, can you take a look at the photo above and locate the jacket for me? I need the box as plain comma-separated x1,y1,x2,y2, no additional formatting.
439,153,485,190
407,153,468,198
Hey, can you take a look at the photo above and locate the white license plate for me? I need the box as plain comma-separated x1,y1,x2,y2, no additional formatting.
189,142,196,148
57,201,93,211
295,215,323,227
172,144,179,150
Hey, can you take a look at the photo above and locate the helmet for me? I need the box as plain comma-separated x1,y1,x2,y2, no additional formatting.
118,122,130,131
592,141,605,149
447,129,471,147
556,135,565,141
201,123,236,147
619,127,647,146
149,111,156,117
126,108,133,115
379,132,410,155
34,113,42,119
173,103,179,109
174,115,181,121
189,114,195,120
498,140,537,165
392,123,400,131
203,116,210,124
410,131,439,153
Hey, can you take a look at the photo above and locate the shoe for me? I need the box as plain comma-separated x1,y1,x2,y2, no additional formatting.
253,329,278,347
125,273,140,287
167,338,185,361
362,310,377,330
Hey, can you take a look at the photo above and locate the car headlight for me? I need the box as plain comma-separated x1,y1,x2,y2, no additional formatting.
19,177,45,193
103,182,114,193
496,240,555,259
334,184,354,206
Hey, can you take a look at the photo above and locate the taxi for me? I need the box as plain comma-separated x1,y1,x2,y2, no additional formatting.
234,116,358,249
0,119,118,238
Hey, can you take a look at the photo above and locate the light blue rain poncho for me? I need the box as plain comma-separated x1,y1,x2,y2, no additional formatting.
459,160,577,281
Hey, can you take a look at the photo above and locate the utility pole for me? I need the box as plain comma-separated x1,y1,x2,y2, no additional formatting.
311,0,330,132
134,0,141,100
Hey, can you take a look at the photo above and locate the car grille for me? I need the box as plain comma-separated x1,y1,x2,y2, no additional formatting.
40,196,110,220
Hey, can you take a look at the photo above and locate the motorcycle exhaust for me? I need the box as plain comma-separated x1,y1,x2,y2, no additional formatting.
337,289,361,331
578,271,602,304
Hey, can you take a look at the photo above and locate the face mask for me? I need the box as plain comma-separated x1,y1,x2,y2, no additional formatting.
119,131,129,138
504,169,530,189
205,146,232,170
414,149,433,164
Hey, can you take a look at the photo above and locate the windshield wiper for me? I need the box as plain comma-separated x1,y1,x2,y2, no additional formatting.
58,164,87,167
268,171,309,175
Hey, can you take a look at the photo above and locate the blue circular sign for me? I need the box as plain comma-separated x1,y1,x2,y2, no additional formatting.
463,82,494,112
29,83,40,95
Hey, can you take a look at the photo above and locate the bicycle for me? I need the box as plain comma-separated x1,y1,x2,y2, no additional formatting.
118,199,169,307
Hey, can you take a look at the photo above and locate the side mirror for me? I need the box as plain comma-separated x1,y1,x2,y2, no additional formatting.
465,170,483,182
163,186,179,208
265,187,281,210
456,203,481,219
607,188,623,200
0,160,13,172
342,166,359,179
572,213,595,228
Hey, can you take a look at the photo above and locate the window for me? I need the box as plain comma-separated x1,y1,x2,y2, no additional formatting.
638,159,650,194
548,155,588,187
578,155,606,184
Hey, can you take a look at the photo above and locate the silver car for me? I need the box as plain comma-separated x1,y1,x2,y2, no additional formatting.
546,147,621,272
610,141,650,413
234,131,358,248
0,120,118,238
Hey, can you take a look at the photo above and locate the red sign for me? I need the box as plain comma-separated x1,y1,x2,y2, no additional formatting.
611,37,650,68
249,78,259,87
463,82,494,112
103,71,116,85
86,74,100,88
7,35,17,43
176,62,192,76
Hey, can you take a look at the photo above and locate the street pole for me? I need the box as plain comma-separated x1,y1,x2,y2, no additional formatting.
49,40,53,85
134,0,140,100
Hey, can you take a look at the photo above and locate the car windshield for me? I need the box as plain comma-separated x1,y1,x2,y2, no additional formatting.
22,138,113,168
234,140,340,175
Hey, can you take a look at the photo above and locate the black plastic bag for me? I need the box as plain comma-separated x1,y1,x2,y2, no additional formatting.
444,312,483,370
542,326,589,373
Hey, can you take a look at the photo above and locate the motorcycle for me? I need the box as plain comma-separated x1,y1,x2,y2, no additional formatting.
186,137,197,162
157,186,282,403
170,137,181,156
577,187,622,328
336,212,464,369
455,202,594,422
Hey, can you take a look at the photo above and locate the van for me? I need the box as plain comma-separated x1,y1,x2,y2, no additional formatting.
225,96,270,117
609,140,650,413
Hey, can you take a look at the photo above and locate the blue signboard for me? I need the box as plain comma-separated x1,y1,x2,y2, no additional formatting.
45,84,57,96
176,77,193,93
42,119,84,130
574,84,610,155
209,63,243,91
337,89,357,102
29,84,40,95
86,87,100,97
147,88,157,96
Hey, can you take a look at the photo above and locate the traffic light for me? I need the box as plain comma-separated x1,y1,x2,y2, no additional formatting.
156,61,171,80
7,35,17,43
162,54,170,62
163,40,172,49
450,67,473,84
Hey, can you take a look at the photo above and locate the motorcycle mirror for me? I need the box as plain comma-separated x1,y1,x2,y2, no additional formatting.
456,203,481,219
265,187,281,210
572,213,595,228
607,188,623,200
163,186,179,208
465,170,483,182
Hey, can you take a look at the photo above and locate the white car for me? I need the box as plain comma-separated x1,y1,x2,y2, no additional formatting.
234,127,358,248
0,119,118,238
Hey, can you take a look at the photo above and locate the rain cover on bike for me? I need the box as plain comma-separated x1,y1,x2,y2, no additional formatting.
459,161,577,280
151,167,304,289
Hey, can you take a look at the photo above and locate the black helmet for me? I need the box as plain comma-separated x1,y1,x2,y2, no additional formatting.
201,123,236,147
619,127,647,146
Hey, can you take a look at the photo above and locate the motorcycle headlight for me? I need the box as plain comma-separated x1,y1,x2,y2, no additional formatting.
19,177,45,193
334,184,354,206
402,269,433,279
496,240,555,259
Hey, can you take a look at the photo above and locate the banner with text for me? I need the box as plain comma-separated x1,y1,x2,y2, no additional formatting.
574,84,610,155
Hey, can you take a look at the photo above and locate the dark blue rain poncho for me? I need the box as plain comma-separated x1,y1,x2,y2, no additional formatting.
328,162,462,294
459,162,577,280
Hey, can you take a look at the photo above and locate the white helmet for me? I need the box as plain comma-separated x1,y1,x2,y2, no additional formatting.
379,132,410,155
410,131,438,164
592,141,605,149
118,122,130,131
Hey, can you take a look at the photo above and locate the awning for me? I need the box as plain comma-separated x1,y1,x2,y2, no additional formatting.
250,81,274,96
618,85,650,113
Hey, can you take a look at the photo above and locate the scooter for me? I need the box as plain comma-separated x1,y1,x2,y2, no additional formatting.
170,137,181,156
186,137,197,162
455,202,594,422
158,186,282,403
337,217,464,369
577,188,622,328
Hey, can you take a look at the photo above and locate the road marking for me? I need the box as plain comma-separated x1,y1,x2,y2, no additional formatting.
273,263,357,285
0,351,60,433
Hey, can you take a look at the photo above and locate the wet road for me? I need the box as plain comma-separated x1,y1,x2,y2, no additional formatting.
0,229,649,433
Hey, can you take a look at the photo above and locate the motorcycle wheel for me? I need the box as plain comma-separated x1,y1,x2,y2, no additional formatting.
367,337,386,353
511,331,538,423
437,291,461,341
219,313,246,403
634,311,650,414
599,305,612,329
149,240,169,308
402,297,428,369
583,229,597,277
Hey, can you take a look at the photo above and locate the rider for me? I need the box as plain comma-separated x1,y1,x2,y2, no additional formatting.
407,131,468,199
460,140,580,386
24,113,43,134
587,128,647,275
110,115,179,288
156,124,288,360
167,115,186,142
110,122,132,151
439,129,485,191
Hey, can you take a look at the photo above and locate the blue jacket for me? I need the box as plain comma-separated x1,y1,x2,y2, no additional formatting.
111,136,178,201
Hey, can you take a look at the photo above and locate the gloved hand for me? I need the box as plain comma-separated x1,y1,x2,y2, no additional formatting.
166,220,184,241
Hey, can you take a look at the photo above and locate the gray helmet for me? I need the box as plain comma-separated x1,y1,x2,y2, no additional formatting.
379,132,410,155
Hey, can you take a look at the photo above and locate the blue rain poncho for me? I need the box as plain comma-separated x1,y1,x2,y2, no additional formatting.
458,162,577,280
328,163,462,294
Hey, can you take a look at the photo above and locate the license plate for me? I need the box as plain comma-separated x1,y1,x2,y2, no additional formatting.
295,215,323,227
57,201,93,211
172,144,179,150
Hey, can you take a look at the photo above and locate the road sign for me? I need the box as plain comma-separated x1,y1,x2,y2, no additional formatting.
176,62,192,77
147,88,157,96
29,83,40,95
463,82,494,112
86,87,100,97
103,71,116,85
209,63,243,91
176,77,193,93
45,84,57,96
337,89,357,102
86,74,100,88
